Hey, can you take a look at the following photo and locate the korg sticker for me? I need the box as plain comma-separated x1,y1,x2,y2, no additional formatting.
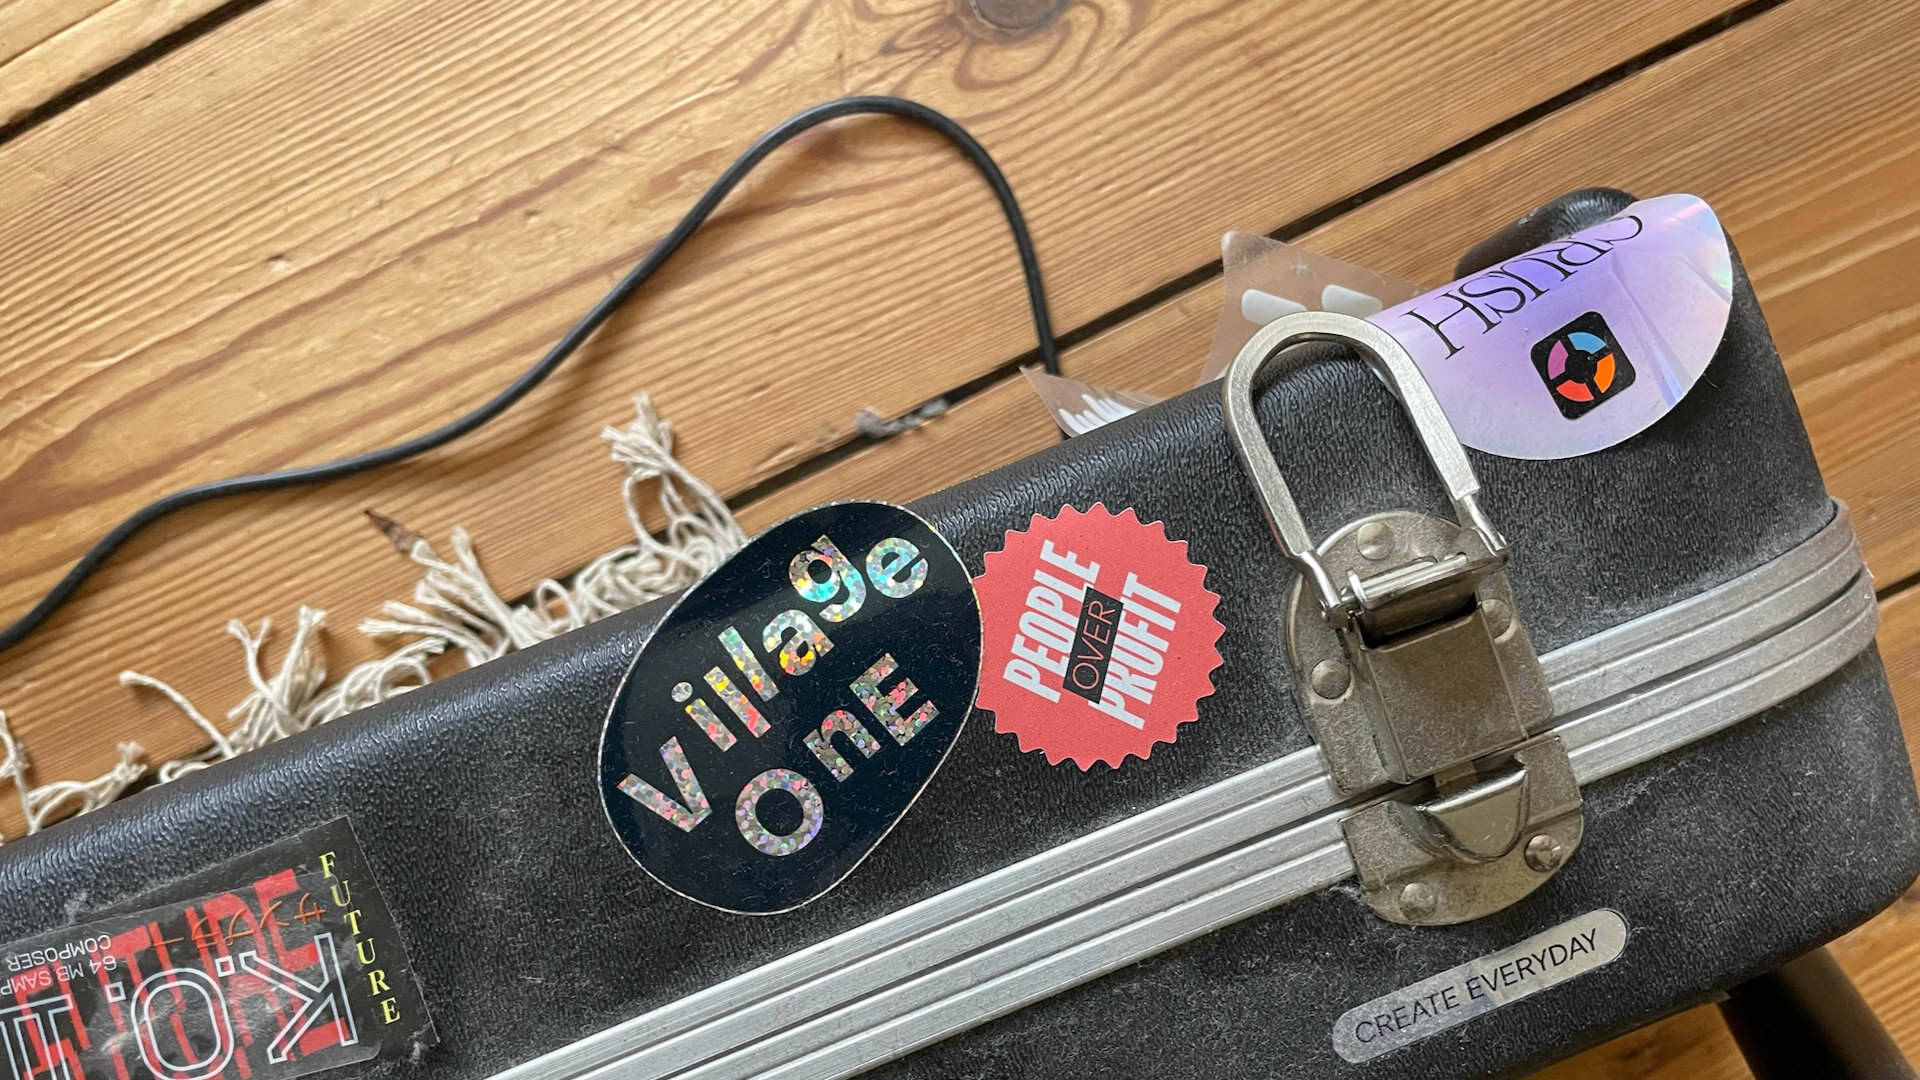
973,504,1223,770
599,501,981,915
1332,909,1629,1063
0,819,435,1080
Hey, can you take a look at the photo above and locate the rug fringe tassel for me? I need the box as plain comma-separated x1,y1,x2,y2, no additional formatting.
0,395,742,842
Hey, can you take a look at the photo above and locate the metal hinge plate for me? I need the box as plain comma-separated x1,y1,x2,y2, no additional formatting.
1287,510,1579,925
1285,511,1555,792
1340,735,1584,924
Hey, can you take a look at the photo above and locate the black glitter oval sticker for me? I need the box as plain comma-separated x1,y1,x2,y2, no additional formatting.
598,502,981,914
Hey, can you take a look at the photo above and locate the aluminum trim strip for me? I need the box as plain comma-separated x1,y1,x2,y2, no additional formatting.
496,502,1871,1080
626,759,1338,1080
685,569,1878,1080
1561,568,1877,784
1542,502,1860,715
571,750,1336,1080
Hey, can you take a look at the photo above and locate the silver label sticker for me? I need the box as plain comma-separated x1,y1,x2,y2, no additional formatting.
1332,909,1629,1063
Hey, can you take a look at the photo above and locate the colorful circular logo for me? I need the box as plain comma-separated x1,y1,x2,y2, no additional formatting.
1530,311,1638,420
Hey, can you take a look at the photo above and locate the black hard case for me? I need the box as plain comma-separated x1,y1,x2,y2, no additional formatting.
2,190,1915,1079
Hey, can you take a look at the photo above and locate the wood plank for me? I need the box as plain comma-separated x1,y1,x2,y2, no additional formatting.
0,0,1737,807
1,1,1914,1069
745,0,1920,579
0,0,117,67
739,287,1217,529
0,0,232,126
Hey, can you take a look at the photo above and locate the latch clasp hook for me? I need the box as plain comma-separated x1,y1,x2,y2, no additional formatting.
1220,311,1505,626
1219,312,1582,926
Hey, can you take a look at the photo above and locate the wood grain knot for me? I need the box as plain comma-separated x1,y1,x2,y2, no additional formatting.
963,0,1067,36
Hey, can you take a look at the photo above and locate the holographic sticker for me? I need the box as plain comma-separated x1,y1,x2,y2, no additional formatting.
851,653,938,746
734,769,826,856
790,536,868,622
1205,194,1733,461
599,501,982,914
718,626,778,700
703,665,770,736
974,504,1225,770
618,738,712,831
805,709,884,781
674,680,737,750
1371,193,1731,460
1531,310,1636,419
764,609,835,676
864,537,929,598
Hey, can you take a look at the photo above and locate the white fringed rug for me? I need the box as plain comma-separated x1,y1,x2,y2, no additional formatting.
0,397,745,840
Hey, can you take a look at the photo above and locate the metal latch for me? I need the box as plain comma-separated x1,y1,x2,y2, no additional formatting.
1221,311,1582,926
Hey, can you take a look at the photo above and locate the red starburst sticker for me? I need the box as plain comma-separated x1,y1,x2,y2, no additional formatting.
974,504,1224,769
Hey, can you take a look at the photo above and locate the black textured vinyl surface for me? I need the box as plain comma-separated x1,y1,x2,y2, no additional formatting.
0,191,1912,1079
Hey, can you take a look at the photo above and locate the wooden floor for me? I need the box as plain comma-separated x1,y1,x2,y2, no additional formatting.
3,0,1918,1074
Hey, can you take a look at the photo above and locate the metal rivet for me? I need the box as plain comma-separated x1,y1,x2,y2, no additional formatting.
1483,597,1512,637
1310,659,1351,699
1356,521,1395,561
1399,881,1438,918
1524,834,1565,872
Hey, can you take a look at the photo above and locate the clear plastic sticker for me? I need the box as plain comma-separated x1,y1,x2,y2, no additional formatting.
1199,232,1424,383
1029,235,1420,438
1020,368,1164,436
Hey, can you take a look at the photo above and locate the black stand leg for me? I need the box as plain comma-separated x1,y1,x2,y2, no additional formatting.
1720,947,1915,1079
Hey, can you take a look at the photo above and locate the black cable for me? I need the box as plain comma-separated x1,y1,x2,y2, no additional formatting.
0,96,1058,657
